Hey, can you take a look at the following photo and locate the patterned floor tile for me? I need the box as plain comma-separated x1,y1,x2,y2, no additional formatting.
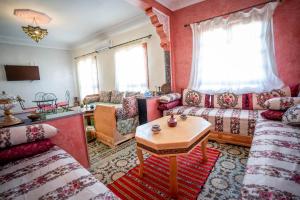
88,139,249,200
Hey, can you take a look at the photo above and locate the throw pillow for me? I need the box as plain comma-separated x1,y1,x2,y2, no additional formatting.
159,93,181,103
116,108,127,120
248,86,291,110
122,96,138,118
0,139,54,165
0,124,58,149
264,97,300,110
282,104,300,126
83,94,99,104
110,91,124,104
182,89,210,107
158,100,181,111
289,83,300,97
99,91,112,102
212,92,247,109
261,110,285,121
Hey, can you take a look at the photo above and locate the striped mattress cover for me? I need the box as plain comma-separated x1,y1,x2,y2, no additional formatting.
241,119,300,199
0,146,119,200
164,106,263,135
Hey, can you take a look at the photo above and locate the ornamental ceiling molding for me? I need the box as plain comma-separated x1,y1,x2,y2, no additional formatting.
145,7,170,51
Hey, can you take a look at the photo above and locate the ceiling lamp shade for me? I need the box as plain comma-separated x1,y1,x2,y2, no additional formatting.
14,9,51,43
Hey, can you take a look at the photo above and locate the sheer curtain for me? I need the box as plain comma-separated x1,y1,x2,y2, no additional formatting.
76,55,99,99
114,43,149,92
188,2,283,94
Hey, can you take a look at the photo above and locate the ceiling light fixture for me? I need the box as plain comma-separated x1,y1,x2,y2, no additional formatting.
14,9,51,43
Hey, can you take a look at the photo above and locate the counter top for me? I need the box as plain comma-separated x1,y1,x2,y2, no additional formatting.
0,108,84,128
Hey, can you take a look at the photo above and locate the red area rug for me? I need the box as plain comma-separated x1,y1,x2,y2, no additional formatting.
108,147,220,200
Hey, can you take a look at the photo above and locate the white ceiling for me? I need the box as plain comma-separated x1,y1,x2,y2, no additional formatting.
0,0,147,50
156,0,206,11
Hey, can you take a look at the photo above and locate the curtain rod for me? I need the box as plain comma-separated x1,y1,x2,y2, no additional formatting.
74,34,152,59
183,0,281,28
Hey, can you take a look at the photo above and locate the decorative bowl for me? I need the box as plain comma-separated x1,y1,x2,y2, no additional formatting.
151,124,161,133
27,113,41,121
180,114,187,120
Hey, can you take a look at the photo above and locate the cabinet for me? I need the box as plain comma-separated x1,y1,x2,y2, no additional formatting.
137,96,162,125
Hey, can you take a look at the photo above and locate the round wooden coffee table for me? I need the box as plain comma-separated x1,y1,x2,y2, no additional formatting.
135,115,211,198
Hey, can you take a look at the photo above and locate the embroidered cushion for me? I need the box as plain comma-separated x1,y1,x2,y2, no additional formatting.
158,100,181,111
123,96,138,118
282,104,300,126
98,91,111,102
264,97,300,110
110,91,124,104
212,92,247,109
83,94,99,104
0,139,54,165
159,93,181,103
248,87,291,110
0,124,58,149
182,89,210,107
116,107,127,120
261,110,284,121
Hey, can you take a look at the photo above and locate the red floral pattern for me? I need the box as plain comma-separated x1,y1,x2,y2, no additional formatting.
264,97,300,110
0,124,57,150
26,124,45,142
182,89,210,107
248,87,291,110
122,96,138,118
242,119,300,199
0,146,117,200
0,128,11,149
216,92,239,108
164,106,261,135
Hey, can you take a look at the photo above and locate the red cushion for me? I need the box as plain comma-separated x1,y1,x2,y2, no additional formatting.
289,83,300,97
261,110,285,121
158,100,181,111
0,139,54,165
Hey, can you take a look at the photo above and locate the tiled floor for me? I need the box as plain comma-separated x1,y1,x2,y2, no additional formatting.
88,139,249,200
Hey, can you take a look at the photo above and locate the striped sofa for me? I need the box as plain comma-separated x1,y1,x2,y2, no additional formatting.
241,119,300,199
163,87,295,146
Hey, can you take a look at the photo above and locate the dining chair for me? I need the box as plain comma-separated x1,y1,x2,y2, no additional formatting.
42,93,57,113
57,90,70,111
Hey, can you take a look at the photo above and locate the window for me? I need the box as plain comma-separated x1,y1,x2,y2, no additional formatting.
114,43,149,92
188,2,283,94
76,55,99,99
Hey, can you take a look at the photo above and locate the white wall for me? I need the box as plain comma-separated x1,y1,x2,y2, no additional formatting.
72,22,166,92
0,43,76,113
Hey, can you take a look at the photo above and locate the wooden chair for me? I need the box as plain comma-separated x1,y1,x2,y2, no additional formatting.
93,105,135,147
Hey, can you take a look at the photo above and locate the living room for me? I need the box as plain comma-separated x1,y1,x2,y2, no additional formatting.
0,0,299,200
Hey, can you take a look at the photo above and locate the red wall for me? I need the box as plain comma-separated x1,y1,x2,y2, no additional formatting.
171,0,300,91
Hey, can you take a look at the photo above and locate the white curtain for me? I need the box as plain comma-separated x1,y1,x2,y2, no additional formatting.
188,2,283,94
76,55,99,99
114,43,148,92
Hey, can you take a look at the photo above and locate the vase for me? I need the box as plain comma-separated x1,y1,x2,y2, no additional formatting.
168,114,177,127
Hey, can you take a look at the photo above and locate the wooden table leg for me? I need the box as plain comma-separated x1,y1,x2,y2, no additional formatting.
201,138,208,162
136,148,144,177
169,156,178,198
